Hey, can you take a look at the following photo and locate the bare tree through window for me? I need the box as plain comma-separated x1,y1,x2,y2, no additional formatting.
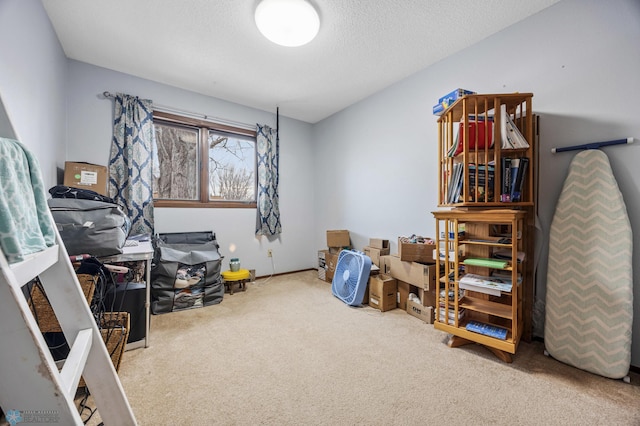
152,111,257,208
209,132,255,201
153,123,199,200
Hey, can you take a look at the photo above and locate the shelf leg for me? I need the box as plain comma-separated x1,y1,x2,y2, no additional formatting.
447,335,473,348
486,346,513,363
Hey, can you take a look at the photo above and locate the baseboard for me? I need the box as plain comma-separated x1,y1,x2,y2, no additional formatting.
255,268,315,280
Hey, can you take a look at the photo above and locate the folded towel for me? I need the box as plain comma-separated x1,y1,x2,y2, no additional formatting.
0,138,56,263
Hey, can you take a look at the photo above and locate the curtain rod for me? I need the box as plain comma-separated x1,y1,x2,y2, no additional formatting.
102,91,257,131
551,137,634,153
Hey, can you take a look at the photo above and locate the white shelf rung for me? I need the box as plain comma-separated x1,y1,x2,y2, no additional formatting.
59,328,93,396
8,245,59,285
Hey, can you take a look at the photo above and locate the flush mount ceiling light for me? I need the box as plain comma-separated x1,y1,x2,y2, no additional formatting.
255,0,320,47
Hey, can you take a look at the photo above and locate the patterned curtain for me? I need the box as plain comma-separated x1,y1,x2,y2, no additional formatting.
255,124,281,236
108,93,155,235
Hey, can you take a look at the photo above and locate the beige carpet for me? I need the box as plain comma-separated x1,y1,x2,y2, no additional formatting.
96,270,640,425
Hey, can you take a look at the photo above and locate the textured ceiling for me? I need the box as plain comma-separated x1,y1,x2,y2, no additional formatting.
42,0,560,123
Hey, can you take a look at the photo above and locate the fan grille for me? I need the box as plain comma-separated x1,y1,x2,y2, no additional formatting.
331,250,371,306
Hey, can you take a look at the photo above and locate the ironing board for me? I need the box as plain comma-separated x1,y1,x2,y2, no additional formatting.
544,149,633,380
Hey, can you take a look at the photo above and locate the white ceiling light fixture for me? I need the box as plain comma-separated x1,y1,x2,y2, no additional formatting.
255,0,320,47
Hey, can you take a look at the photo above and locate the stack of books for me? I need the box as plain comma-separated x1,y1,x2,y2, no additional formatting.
438,306,466,323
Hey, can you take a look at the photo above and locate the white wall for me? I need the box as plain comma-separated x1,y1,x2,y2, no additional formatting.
0,0,67,186
64,61,315,277
313,0,640,365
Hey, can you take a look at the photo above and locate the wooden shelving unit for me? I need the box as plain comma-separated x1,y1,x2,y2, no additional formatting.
437,93,534,207
433,209,526,362
432,92,537,360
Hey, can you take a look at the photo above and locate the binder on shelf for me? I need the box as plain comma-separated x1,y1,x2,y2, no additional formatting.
511,157,529,202
500,157,511,202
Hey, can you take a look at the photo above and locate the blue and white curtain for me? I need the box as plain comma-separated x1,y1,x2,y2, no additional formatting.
108,93,155,235
255,124,281,236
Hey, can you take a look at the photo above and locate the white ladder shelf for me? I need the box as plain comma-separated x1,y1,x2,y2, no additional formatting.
0,236,137,424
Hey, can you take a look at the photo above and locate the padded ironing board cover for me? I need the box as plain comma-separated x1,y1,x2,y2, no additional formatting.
545,149,633,379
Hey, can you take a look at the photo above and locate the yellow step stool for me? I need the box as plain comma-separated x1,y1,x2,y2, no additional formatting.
221,269,250,294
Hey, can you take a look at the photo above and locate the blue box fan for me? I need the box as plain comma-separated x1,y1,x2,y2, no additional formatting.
331,249,372,306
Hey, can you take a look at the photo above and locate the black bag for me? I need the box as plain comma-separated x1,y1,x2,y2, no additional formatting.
151,232,224,314
48,198,131,257
49,184,116,204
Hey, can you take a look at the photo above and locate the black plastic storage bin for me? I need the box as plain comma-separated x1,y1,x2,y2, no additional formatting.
150,231,224,314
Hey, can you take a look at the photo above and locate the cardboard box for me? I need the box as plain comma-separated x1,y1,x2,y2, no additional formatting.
406,299,434,324
327,230,350,248
438,88,476,106
396,280,411,311
318,267,326,281
63,161,108,195
318,249,338,282
386,255,438,290
412,287,437,308
366,265,379,303
363,246,390,267
324,250,339,283
433,248,463,262
368,274,397,312
379,255,393,274
369,238,389,250
398,237,436,263
318,250,327,281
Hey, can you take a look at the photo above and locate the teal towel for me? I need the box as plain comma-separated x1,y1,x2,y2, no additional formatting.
0,138,56,264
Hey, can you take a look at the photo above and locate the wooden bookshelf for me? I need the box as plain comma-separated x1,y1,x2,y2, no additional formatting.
432,209,526,362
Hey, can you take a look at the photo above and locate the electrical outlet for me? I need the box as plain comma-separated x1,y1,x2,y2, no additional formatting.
267,249,273,257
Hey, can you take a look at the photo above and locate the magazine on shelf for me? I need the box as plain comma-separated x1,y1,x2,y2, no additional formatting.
447,163,464,203
459,273,513,293
493,249,526,263
438,306,466,322
490,270,522,285
458,281,502,297
500,104,529,150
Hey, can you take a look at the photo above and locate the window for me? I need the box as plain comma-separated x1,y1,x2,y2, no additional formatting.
153,111,257,208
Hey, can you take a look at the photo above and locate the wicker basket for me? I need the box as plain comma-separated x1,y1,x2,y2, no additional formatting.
29,274,97,333
79,311,130,388
28,273,130,388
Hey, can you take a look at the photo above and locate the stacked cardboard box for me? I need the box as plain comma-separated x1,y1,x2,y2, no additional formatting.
318,230,352,283
63,161,108,196
380,254,440,323
326,230,351,251
398,237,436,263
363,238,390,267
368,273,397,312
